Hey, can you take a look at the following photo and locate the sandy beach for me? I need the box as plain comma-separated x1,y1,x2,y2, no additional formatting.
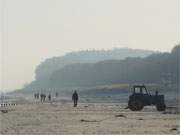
0,99,180,135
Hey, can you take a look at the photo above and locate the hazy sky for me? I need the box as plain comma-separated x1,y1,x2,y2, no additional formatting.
1,0,180,91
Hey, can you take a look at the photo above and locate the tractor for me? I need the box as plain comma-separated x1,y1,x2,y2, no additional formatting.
128,85,166,111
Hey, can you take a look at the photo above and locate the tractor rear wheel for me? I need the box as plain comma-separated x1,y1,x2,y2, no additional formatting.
128,100,144,111
156,103,166,111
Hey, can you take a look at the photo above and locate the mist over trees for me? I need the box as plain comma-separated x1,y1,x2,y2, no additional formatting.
21,45,179,92
35,48,154,80
50,45,179,88
25,48,154,89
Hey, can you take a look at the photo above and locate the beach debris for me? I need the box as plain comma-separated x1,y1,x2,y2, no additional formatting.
170,127,178,132
138,118,144,120
115,114,126,118
84,105,88,108
80,119,98,122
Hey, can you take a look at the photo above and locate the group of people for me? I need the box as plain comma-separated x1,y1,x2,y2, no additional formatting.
34,91,79,107
34,93,52,102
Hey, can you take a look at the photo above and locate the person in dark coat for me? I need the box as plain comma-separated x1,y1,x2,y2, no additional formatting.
40,94,46,102
48,94,51,101
40,94,43,102
72,91,78,107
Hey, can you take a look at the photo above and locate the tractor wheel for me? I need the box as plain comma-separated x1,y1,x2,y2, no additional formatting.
128,100,144,111
156,103,166,111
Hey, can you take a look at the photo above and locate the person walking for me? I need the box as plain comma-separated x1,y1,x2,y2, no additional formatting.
72,91,78,107
48,94,51,101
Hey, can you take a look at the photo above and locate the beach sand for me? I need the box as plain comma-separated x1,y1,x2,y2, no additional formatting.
0,99,180,135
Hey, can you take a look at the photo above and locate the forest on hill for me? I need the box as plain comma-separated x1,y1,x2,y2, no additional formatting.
23,48,155,90
18,45,179,93
35,48,154,80
49,45,179,88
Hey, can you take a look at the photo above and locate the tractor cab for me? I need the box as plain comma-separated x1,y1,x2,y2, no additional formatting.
133,85,149,95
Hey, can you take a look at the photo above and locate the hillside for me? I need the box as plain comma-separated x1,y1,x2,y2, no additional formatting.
49,45,179,88
23,48,155,90
35,48,154,80
17,45,180,95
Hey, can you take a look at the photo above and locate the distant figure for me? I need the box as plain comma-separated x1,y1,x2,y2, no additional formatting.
43,94,46,102
40,94,43,102
40,94,46,102
55,92,58,98
37,93,39,99
72,91,78,107
34,93,39,99
155,90,158,96
34,93,36,99
48,94,51,101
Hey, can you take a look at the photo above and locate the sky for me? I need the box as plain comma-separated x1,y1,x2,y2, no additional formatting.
0,0,180,92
